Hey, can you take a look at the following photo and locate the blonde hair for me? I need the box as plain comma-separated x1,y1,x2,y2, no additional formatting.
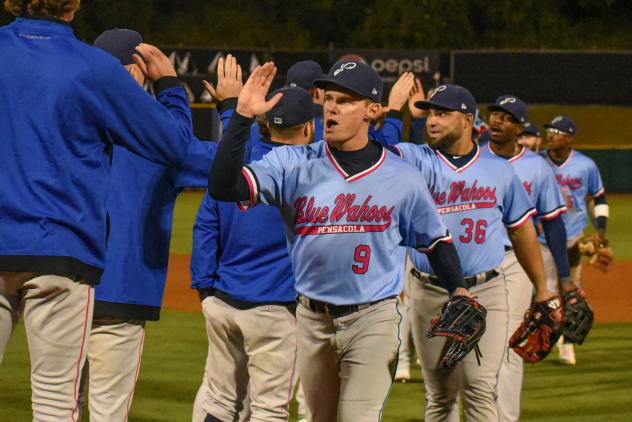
4,0,80,17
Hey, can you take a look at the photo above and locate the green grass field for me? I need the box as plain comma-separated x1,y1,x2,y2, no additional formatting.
1,193,631,421
2,317,632,421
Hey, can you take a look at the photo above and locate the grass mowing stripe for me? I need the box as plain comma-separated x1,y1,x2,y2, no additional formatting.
1,312,631,421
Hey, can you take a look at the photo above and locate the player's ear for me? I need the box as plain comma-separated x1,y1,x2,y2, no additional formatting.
463,113,474,130
365,101,381,122
304,120,315,143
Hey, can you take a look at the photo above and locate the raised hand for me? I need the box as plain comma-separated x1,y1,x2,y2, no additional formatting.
133,43,177,82
235,62,282,118
203,54,243,102
408,78,428,119
388,72,415,111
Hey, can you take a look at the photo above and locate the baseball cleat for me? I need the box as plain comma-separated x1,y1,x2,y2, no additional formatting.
395,367,411,382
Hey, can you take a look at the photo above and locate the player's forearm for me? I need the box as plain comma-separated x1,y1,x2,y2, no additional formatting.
509,221,553,301
207,111,253,201
593,195,608,237
426,241,467,295
541,216,571,280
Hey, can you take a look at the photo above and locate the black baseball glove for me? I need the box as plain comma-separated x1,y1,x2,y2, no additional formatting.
427,295,487,368
562,288,594,344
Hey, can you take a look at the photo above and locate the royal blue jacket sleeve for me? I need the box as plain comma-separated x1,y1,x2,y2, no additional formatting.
93,58,193,168
409,117,427,144
382,111,404,145
190,194,220,290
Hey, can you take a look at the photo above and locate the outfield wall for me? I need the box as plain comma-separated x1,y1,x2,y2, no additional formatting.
578,148,632,192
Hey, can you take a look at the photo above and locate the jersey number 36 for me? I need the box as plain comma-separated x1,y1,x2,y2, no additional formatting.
459,218,487,244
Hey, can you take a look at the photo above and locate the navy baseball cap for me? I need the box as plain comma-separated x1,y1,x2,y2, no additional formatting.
521,122,541,137
94,28,143,66
286,61,325,90
544,115,577,135
266,87,319,128
313,61,383,102
415,84,476,115
487,95,528,123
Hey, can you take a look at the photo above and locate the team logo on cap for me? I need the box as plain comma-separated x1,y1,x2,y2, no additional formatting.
552,116,563,123
333,62,357,76
499,97,516,105
372,88,378,95
290,83,297,88
274,117,283,124
461,103,467,110
430,85,446,99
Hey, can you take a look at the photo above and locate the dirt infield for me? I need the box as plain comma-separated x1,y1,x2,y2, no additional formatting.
163,254,632,323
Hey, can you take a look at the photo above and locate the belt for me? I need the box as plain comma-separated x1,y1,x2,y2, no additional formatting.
199,287,296,312
410,268,499,290
297,294,396,318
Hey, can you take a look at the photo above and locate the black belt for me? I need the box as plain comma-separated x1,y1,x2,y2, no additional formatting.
199,287,296,313
297,294,396,318
410,268,498,290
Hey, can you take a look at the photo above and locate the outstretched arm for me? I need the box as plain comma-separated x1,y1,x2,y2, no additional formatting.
207,62,282,202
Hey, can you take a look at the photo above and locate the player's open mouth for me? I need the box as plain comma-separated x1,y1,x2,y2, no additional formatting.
489,126,502,135
325,119,339,129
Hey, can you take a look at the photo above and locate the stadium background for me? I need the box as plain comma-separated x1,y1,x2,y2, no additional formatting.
1,1,631,420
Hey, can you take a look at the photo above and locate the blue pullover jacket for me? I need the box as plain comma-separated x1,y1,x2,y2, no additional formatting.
190,138,296,304
0,17,192,283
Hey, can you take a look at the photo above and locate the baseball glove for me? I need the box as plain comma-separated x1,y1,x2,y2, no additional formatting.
562,288,594,345
427,295,487,368
509,296,563,363
577,235,613,272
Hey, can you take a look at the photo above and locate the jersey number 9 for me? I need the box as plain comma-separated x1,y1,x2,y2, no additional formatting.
352,244,371,274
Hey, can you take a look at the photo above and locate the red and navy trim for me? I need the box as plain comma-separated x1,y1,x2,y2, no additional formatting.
435,143,480,173
324,142,387,183
505,208,537,230
593,187,606,199
237,166,259,211
546,149,574,168
538,204,567,221
416,232,453,253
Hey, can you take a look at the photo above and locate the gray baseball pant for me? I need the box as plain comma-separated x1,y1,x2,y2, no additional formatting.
0,272,93,422
496,250,533,422
410,266,508,422
297,298,401,422
201,296,297,422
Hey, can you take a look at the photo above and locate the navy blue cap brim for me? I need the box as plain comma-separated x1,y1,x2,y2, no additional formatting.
487,104,522,122
414,100,467,113
313,78,376,101
543,123,572,134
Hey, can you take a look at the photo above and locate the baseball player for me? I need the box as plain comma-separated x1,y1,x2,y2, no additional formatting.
191,87,317,422
286,60,325,141
72,30,221,422
540,115,609,365
393,85,560,422
0,3,194,420
208,61,473,421
517,122,542,152
484,95,570,422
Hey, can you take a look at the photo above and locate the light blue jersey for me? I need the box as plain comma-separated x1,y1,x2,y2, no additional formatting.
483,143,566,247
539,149,605,239
242,140,451,305
395,142,536,276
